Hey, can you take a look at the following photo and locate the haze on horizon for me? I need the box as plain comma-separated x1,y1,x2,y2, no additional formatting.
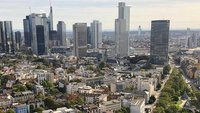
1,0,200,31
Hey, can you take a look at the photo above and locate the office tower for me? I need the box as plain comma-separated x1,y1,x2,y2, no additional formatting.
36,25,46,55
15,31,21,51
87,27,92,46
185,28,191,49
0,22,5,52
118,2,130,30
23,13,49,55
115,2,130,57
187,33,197,49
23,17,31,47
57,21,67,46
91,20,102,50
49,30,58,48
0,21,14,53
48,6,53,31
73,23,87,57
150,20,170,65
138,26,142,36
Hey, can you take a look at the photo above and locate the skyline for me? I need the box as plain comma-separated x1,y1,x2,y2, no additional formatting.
1,0,200,31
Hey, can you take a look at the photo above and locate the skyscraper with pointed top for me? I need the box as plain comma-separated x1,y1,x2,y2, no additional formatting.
48,6,53,31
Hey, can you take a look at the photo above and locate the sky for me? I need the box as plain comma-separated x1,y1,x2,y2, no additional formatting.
1,0,200,31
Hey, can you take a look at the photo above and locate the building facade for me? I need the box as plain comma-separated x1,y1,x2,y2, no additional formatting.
115,2,130,57
57,21,67,46
73,23,87,57
150,20,170,65
23,13,49,55
0,21,14,53
91,20,102,50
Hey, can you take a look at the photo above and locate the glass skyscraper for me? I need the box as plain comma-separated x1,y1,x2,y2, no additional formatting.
150,20,170,65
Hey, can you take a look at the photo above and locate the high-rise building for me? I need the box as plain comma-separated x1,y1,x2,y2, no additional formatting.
115,2,130,57
23,6,53,48
87,27,92,46
0,21,5,52
187,33,197,49
73,23,87,57
15,31,21,51
91,20,102,50
48,6,53,31
57,21,67,46
36,25,46,55
0,21,14,53
49,30,58,48
138,26,142,36
23,17,31,47
23,13,49,55
150,20,170,65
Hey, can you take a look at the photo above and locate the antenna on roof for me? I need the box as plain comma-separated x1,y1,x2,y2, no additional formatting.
49,0,52,6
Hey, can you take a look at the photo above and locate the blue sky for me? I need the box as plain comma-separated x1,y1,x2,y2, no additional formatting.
1,0,200,31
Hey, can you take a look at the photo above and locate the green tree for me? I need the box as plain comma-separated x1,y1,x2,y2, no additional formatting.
163,65,171,75
6,109,15,113
44,97,55,109
13,84,27,92
99,62,105,70
154,107,165,113
35,107,44,113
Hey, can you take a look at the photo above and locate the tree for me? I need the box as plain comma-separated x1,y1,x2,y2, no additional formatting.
44,97,55,109
13,84,27,92
165,105,179,113
99,62,105,70
35,107,44,113
26,83,34,91
0,110,5,113
163,65,171,75
154,107,165,113
6,109,15,113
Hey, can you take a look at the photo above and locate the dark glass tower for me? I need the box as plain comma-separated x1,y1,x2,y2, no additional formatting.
15,31,21,51
36,25,45,55
150,20,170,65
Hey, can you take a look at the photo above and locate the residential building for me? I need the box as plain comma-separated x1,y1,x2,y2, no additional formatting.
14,104,28,113
99,100,121,113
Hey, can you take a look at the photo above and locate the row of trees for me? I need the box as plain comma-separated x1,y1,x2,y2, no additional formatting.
154,68,191,113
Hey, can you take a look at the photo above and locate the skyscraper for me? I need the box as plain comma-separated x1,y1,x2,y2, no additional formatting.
48,6,53,31
57,21,67,46
36,25,46,55
87,27,92,46
0,21,14,53
150,20,170,65
15,31,21,51
73,23,87,57
23,13,49,55
0,21,5,52
91,20,102,50
115,2,130,57
23,17,31,47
